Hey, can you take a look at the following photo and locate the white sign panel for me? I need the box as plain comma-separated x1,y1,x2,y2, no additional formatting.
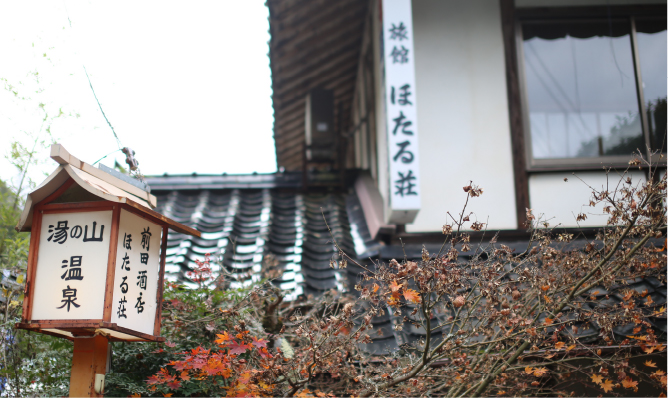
382,0,421,224
32,211,112,320
110,209,161,335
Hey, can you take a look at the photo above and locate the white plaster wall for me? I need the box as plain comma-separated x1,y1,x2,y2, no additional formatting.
405,0,518,232
529,171,647,228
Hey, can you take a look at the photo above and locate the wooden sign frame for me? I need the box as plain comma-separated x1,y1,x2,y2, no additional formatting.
12,144,201,397
16,177,175,342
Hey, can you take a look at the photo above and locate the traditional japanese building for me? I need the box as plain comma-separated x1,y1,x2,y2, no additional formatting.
265,0,666,235
145,0,666,355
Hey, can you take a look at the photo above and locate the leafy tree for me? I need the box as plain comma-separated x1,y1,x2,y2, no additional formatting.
0,126,74,397
0,44,77,395
104,255,270,396
0,174,72,396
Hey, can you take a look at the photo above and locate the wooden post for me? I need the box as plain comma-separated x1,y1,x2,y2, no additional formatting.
69,336,108,397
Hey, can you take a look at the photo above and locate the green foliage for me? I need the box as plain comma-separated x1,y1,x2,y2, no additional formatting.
0,34,124,397
1,81,73,395
0,176,73,397
0,38,83,396
0,134,73,397
0,179,28,272
0,331,73,397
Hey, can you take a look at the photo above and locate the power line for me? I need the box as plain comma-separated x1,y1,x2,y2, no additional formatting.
83,66,122,150
62,0,124,151
62,1,143,181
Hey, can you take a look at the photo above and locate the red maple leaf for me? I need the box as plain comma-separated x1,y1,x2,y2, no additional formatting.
169,360,188,371
215,331,232,345
166,380,181,390
190,358,207,369
258,347,272,359
228,341,251,355
165,341,176,348
252,337,268,349
212,351,230,364
146,375,161,385
203,362,223,376
191,346,210,355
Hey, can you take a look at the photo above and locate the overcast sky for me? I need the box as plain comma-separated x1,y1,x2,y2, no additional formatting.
0,1,276,188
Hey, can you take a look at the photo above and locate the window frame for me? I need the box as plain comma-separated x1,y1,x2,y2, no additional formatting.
515,6,667,171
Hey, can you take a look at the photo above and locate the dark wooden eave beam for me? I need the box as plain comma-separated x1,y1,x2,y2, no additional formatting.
274,68,358,113
268,0,368,171
271,0,365,54
269,0,337,29
275,92,355,139
277,102,354,155
273,47,362,96
274,74,357,146
266,0,313,19
275,95,354,154
274,35,364,87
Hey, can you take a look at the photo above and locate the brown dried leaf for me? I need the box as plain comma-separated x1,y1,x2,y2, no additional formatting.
601,379,614,393
403,289,421,304
533,367,548,377
621,377,638,390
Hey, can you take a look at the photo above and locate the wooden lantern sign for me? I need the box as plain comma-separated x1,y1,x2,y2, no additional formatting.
15,144,199,396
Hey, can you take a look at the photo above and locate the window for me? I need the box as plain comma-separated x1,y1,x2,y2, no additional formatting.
518,11,666,169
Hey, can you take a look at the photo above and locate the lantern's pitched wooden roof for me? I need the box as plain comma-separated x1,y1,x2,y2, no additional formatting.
267,0,368,171
16,145,199,237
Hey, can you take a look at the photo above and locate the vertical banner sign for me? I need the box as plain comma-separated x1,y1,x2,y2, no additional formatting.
382,0,421,224
32,211,112,320
111,210,161,335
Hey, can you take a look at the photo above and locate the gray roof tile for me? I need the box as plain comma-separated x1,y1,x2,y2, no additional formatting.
147,173,665,352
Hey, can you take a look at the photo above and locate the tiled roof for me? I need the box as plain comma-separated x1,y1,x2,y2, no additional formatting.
147,173,665,354
147,172,398,353
376,242,666,352
149,173,378,301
